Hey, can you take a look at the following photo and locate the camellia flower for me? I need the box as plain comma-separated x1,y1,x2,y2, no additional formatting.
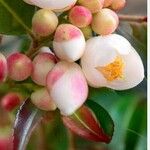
46,61,88,116
53,24,86,62
81,34,144,90
23,0,77,12
0,53,7,83
31,88,56,111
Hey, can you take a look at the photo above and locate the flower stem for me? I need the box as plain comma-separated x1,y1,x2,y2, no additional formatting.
119,14,147,23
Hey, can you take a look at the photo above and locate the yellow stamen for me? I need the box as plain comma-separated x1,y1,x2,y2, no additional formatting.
96,56,124,81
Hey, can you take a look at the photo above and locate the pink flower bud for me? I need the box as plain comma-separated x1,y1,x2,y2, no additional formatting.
92,8,119,35
31,52,57,86
78,0,104,13
111,0,126,11
53,24,86,62
7,52,33,81
46,61,88,116
103,0,113,7
81,34,144,90
32,9,58,37
1,92,21,111
31,88,56,111
69,6,92,28
0,53,7,83
24,0,77,12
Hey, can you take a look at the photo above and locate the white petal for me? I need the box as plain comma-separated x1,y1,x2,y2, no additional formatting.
81,36,117,87
106,47,144,90
53,36,85,62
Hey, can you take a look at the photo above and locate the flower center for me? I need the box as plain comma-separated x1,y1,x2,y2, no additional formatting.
96,56,125,81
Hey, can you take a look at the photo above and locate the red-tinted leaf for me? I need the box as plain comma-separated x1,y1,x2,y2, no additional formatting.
62,100,114,143
12,98,44,150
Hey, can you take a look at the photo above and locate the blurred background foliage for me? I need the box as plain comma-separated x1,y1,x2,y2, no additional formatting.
0,0,147,150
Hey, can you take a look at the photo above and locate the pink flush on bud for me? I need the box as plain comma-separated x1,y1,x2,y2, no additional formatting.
92,8,119,35
69,6,92,28
46,61,88,116
31,88,56,111
53,24,86,62
78,0,104,13
1,92,21,111
31,52,57,86
0,53,7,83
7,52,33,81
32,9,58,37
111,0,126,11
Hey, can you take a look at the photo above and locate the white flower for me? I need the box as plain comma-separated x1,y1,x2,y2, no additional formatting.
81,34,144,90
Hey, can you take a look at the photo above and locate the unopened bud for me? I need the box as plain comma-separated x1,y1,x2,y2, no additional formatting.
7,53,33,81
92,8,119,35
31,88,56,111
69,6,92,28
111,0,126,11
53,24,86,62
32,9,58,37
46,61,88,116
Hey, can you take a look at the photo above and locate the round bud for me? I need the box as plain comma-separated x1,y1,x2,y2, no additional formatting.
53,24,86,62
111,0,126,11
46,61,88,116
81,26,93,40
103,0,113,7
69,6,92,28
7,52,33,81
78,0,104,13
39,47,53,54
31,52,57,86
0,53,7,83
32,9,58,37
81,34,144,90
92,8,119,35
24,0,77,12
31,88,56,111
1,92,21,111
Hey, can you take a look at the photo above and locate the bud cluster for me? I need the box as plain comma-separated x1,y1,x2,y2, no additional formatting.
0,0,144,116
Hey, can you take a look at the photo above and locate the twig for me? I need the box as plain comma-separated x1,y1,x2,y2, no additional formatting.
119,14,147,23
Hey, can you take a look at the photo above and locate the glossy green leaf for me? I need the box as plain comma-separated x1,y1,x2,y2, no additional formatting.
0,0,35,35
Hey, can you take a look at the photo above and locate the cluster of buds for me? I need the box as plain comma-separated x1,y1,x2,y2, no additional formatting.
0,0,144,117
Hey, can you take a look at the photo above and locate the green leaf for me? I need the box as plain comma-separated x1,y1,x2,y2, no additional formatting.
0,0,35,35
63,100,114,143
86,100,114,138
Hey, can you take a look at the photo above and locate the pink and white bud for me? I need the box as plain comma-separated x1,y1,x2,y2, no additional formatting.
32,9,58,37
92,8,119,35
81,34,144,90
103,0,113,7
0,53,7,83
31,52,57,86
111,0,126,11
53,24,86,62
46,61,88,116
1,92,21,111
24,0,77,12
7,52,33,81
78,0,104,13
69,6,92,28
31,88,56,111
